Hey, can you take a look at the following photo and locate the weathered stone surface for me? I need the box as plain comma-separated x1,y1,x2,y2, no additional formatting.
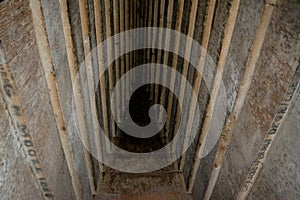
93,188,191,200
40,0,92,199
41,0,72,121
207,0,231,66
248,86,300,199
192,141,219,200
68,0,84,68
0,1,33,63
210,0,300,199
98,170,185,195
181,0,253,197
1,0,299,199
181,0,208,185
0,90,44,200
193,0,208,45
0,0,77,199
223,0,264,112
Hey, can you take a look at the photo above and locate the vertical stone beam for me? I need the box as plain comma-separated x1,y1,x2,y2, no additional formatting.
119,0,126,117
133,0,137,85
113,0,121,124
125,0,130,101
238,67,300,199
104,0,116,139
149,0,159,100
29,0,82,198
146,0,154,92
153,0,166,105
79,0,104,175
138,0,144,62
94,0,110,159
194,0,240,180
129,0,134,93
0,48,54,199
183,0,217,193
131,0,136,90
203,1,275,199
159,0,174,123
142,0,149,81
171,0,199,169
165,0,185,137
59,0,95,193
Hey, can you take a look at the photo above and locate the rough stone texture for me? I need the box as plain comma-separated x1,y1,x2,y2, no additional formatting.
180,0,192,36
210,0,300,199
0,0,77,199
97,167,188,197
69,0,97,166
207,0,231,66
0,90,44,200
88,0,99,91
192,141,219,200
94,190,191,200
193,0,208,45
40,0,92,199
188,0,232,198
181,0,210,186
223,0,264,112
41,0,73,122
193,1,264,198
265,0,300,70
248,83,300,199
68,0,84,69
1,0,299,199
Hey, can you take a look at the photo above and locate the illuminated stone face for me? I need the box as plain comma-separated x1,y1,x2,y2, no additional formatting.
0,0,299,199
